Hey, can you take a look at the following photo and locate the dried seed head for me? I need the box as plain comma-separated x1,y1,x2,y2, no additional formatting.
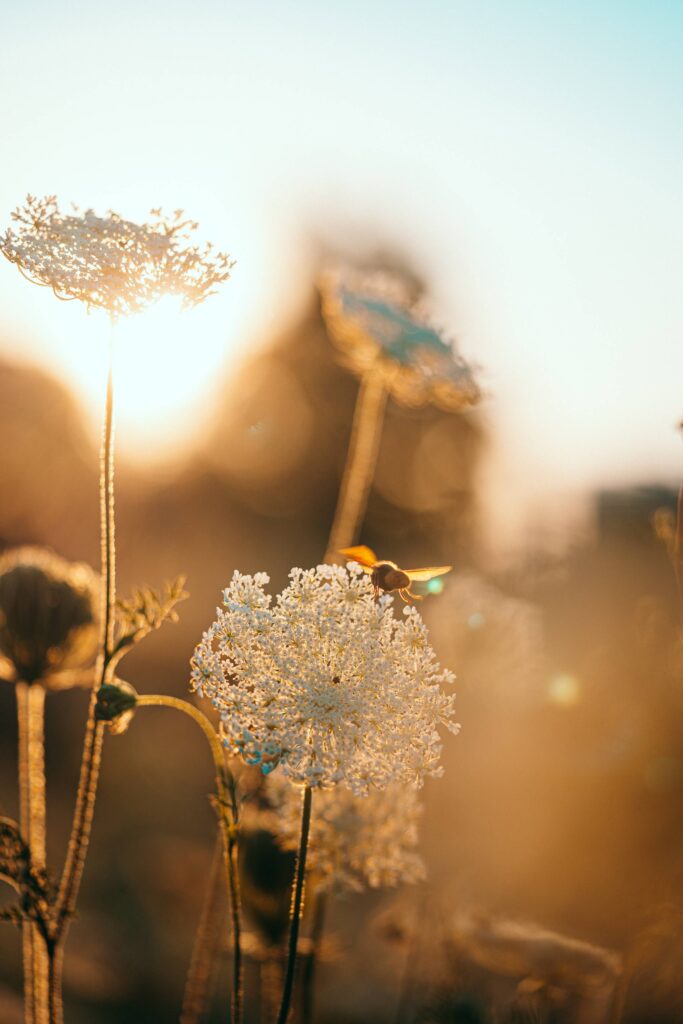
0,547,98,687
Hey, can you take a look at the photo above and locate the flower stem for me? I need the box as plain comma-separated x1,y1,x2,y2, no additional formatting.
16,682,49,1024
276,785,313,1024
325,373,388,560
52,341,115,1003
180,832,226,1024
675,480,683,606
136,695,243,1024
46,943,63,1024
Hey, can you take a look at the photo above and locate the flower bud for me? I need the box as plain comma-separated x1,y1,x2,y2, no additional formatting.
95,680,138,735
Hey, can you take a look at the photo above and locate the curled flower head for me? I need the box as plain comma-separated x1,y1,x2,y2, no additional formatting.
266,773,426,894
0,547,98,688
191,564,459,795
319,268,481,410
0,195,234,319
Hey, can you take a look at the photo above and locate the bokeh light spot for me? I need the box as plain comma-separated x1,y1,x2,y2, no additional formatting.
547,673,581,707
427,578,445,595
467,611,485,630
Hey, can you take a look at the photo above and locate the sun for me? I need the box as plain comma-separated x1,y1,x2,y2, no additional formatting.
49,294,237,464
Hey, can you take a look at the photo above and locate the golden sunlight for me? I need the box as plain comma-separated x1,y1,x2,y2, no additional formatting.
55,295,237,463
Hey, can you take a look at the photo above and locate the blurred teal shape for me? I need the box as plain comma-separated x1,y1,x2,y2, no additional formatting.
320,268,482,411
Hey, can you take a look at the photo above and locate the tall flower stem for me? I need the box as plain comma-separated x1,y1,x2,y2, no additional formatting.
16,682,49,1024
324,373,388,561
51,340,115,1017
276,786,313,1024
136,695,243,1024
180,831,226,1024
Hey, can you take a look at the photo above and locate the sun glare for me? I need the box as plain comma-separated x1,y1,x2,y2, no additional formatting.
51,294,237,464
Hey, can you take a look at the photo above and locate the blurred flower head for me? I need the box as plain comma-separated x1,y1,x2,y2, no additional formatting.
0,546,98,687
191,563,458,795
447,912,621,996
266,773,425,894
0,195,234,320
319,268,481,410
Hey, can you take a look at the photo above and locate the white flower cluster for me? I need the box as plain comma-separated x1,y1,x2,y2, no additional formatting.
191,564,459,795
266,774,426,894
0,195,233,319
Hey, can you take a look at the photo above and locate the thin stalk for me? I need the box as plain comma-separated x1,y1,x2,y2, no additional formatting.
17,682,34,1024
136,695,243,1024
675,481,683,605
180,832,226,1024
276,785,313,1024
52,342,115,1017
301,890,326,1024
226,826,242,1024
324,373,388,561
46,944,63,1024
26,685,49,1023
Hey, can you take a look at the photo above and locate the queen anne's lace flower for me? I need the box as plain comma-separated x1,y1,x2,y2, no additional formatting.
0,195,233,319
319,268,481,411
266,773,426,893
191,564,459,795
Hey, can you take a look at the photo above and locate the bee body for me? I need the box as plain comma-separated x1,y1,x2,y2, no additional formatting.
339,547,452,604
371,562,410,594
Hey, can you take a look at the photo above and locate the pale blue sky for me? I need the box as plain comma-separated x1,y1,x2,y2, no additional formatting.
1,0,681,549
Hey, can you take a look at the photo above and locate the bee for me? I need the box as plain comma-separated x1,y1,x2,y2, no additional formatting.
339,546,452,603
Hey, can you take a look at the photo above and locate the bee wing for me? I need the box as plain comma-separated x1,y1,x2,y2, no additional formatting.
339,545,378,570
404,565,453,582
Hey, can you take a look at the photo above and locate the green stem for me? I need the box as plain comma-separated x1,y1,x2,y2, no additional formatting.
136,695,243,1024
325,373,388,561
276,786,313,1024
180,832,225,1024
53,343,115,1008
227,827,242,1024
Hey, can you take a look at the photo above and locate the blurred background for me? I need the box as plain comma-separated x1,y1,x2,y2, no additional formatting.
1,1,682,1021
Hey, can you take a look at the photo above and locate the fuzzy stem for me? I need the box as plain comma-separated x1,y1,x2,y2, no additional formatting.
180,832,225,1024
52,341,115,1014
16,683,49,1023
276,786,313,1024
16,679,35,1024
26,685,49,1023
301,890,326,1024
136,695,243,1024
46,944,63,1024
325,373,388,561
